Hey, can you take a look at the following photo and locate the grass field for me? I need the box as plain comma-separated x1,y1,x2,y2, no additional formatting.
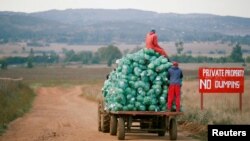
1,65,249,140
0,66,112,86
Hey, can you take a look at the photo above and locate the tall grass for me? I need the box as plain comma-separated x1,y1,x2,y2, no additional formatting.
0,82,35,135
178,79,250,141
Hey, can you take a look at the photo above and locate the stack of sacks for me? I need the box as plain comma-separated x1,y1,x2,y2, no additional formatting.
102,48,175,112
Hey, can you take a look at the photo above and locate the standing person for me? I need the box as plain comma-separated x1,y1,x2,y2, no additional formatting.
167,61,183,112
145,29,169,59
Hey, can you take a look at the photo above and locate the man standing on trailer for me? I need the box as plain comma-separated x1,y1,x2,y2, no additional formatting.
167,61,183,112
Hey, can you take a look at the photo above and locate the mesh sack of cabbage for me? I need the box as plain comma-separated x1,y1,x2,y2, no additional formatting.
102,48,175,112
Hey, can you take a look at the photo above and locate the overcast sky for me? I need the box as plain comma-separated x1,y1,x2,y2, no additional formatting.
0,0,250,18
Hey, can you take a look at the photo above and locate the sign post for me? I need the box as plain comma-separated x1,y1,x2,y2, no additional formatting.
240,93,242,111
199,68,244,111
201,93,203,110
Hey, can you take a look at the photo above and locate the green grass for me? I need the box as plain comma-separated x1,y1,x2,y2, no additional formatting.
0,82,35,135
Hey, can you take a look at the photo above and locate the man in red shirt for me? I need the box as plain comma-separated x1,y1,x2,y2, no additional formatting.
145,29,168,58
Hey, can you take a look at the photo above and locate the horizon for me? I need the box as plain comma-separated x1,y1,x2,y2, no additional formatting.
1,8,250,19
0,0,250,18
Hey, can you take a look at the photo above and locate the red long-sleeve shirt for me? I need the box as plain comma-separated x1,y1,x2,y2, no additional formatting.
145,32,168,57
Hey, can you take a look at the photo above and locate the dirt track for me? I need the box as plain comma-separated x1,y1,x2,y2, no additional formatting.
0,86,198,141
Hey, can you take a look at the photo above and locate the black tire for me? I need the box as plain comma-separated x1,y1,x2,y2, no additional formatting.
158,117,166,136
117,117,125,140
169,118,177,140
110,115,117,135
101,111,110,133
98,101,102,131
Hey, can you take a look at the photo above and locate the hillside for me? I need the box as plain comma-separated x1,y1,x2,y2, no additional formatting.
0,9,250,45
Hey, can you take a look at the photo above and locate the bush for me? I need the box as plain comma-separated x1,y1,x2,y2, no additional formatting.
0,82,35,135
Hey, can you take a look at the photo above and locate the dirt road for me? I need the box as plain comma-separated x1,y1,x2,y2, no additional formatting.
0,86,198,141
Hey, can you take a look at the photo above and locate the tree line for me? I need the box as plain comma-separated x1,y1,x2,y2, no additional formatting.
0,45,123,69
172,42,246,63
0,43,248,70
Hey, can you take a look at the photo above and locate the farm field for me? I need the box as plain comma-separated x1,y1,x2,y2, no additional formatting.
0,66,112,85
1,42,250,58
0,63,249,84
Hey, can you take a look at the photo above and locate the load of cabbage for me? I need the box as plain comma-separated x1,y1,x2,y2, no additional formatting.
102,48,176,112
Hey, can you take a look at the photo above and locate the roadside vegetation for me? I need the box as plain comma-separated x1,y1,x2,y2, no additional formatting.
0,81,35,135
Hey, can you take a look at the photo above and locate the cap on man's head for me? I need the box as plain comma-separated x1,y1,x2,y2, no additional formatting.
173,61,178,67
151,29,156,33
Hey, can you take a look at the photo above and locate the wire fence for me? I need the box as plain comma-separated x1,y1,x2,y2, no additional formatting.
0,77,23,93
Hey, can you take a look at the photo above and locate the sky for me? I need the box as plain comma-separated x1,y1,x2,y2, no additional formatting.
0,0,250,18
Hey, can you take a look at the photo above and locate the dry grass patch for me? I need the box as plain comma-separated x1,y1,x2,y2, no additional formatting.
80,82,103,102
179,79,250,140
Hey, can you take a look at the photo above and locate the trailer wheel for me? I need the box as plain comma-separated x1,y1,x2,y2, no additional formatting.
158,117,166,136
100,99,110,133
101,111,110,133
98,100,102,131
169,118,177,140
110,115,117,135
117,117,125,140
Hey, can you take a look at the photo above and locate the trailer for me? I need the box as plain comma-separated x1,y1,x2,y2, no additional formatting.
98,100,183,140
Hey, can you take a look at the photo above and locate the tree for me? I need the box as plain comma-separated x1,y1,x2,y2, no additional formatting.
27,48,34,68
230,43,244,62
48,51,59,64
97,45,122,66
107,58,113,67
29,48,34,57
92,52,100,64
0,59,8,70
175,41,184,55
27,58,33,68
78,51,93,64
246,56,250,63
63,49,76,62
